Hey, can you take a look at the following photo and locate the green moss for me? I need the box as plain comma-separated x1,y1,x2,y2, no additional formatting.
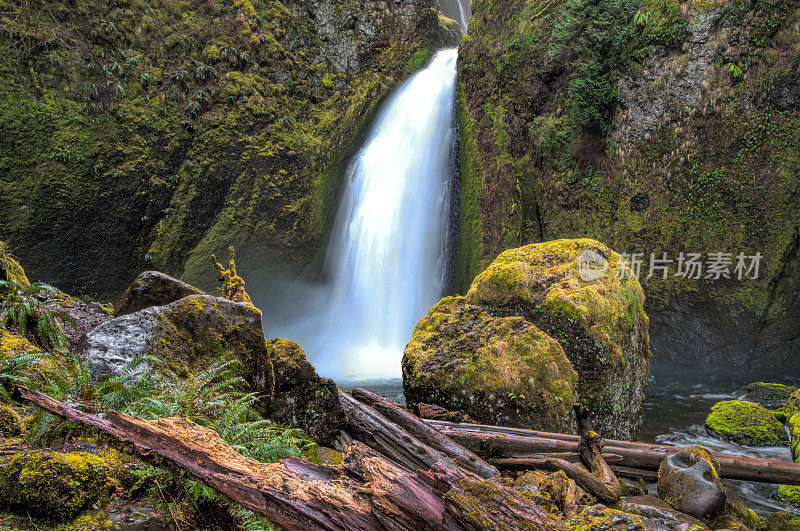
463,238,649,437
0,452,117,522
705,400,787,446
0,329,41,360
0,407,23,438
0,242,29,289
403,295,577,432
778,484,800,508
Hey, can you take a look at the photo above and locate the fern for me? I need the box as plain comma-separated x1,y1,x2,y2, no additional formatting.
0,279,74,350
0,350,48,401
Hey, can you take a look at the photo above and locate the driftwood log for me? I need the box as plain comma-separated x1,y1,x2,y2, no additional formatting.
349,387,499,479
14,386,567,531
429,420,800,486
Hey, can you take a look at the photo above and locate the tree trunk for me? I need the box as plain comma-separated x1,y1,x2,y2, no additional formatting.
431,420,800,486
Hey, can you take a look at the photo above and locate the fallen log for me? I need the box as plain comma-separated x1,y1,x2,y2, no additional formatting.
15,386,568,531
339,390,468,474
430,421,800,486
350,387,499,479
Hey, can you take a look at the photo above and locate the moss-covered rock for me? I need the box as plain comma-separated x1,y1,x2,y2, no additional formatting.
0,329,40,360
403,295,578,432
0,451,116,522
656,445,726,521
0,241,28,289
705,400,787,446
79,294,274,403
464,238,649,438
717,488,761,530
736,382,798,409
264,338,345,445
761,511,800,531
778,484,800,509
115,270,204,317
569,504,647,530
0,406,23,438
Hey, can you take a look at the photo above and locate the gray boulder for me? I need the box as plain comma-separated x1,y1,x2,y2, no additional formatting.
115,271,204,317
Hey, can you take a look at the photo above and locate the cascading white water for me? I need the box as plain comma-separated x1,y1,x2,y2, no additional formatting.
310,49,460,379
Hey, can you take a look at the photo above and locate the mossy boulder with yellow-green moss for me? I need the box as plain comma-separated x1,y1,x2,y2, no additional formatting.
736,382,797,409
403,296,578,432
0,329,40,361
0,241,28,289
265,338,345,445
78,294,274,402
705,400,787,446
0,451,116,522
463,238,649,438
0,406,23,438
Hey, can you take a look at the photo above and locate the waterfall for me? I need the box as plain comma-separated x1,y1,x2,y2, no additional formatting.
310,49,460,379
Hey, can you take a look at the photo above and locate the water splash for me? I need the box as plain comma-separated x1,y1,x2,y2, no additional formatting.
309,49,460,379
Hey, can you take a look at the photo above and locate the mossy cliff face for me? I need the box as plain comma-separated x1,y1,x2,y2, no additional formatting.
0,0,457,299
404,239,649,438
457,0,800,370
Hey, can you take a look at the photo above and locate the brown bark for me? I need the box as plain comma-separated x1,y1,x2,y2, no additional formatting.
431,420,800,486
350,387,499,479
15,386,567,531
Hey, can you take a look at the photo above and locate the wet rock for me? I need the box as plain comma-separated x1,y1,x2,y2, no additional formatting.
0,406,23,437
514,470,548,491
657,445,726,521
777,483,800,509
620,477,648,497
464,239,650,438
760,511,800,531
108,505,174,531
115,271,204,317
717,489,760,530
265,338,345,446
0,451,116,521
615,495,706,528
403,296,578,432
79,294,274,402
736,382,797,409
711,515,749,530
569,504,647,530
705,400,786,446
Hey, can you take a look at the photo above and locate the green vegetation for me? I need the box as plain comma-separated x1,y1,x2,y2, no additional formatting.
705,400,787,446
0,279,73,351
550,0,640,134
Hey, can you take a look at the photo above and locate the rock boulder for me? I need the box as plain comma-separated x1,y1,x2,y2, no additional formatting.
657,445,726,521
115,271,204,317
705,400,786,446
79,294,274,403
403,296,578,432
404,239,649,438
264,338,345,446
